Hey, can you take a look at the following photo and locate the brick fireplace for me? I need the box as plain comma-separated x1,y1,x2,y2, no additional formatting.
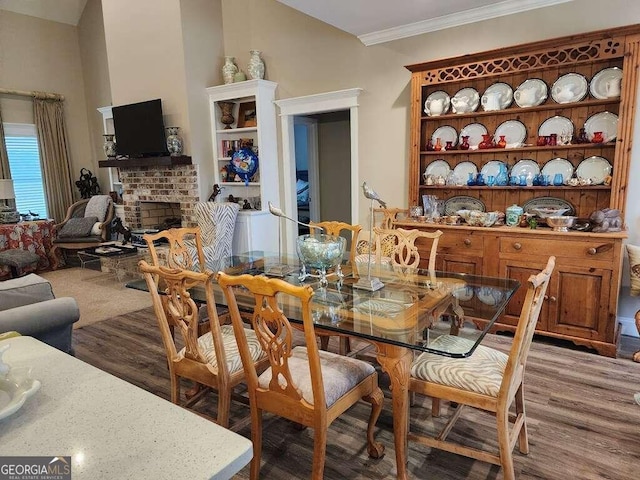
117,164,199,229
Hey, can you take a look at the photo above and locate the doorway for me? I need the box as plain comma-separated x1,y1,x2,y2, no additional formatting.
275,88,362,254
294,111,351,236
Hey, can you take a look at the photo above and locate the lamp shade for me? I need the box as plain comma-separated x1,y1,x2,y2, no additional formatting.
0,179,15,200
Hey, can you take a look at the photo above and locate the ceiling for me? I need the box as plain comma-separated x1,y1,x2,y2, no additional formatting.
0,0,572,45
276,0,573,45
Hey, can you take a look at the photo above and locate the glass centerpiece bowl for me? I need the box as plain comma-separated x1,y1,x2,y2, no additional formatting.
296,234,346,286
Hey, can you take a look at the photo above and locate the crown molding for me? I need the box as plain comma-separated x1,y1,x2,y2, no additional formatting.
358,0,573,46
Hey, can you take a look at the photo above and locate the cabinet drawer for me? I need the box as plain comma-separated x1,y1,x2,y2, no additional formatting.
499,237,616,261
438,231,484,254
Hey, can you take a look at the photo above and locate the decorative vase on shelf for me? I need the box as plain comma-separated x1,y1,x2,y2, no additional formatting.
247,50,265,80
222,56,239,84
218,101,235,129
165,127,183,156
103,134,117,158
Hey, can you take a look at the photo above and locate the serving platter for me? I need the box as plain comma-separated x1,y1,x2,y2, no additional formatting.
514,78,548,107
451,87,480,114
432,125,458,147
584,111,619,143
511,159,540,178
522,196,575,216
541,157,574,180
551,72,588,103
480,160,507,179
538,115,574,138
576,156,612,184
452,161,478,183
444,195,486,215
424,159,451,178
590,67,623,99
459,122,488,150
494,119,527,148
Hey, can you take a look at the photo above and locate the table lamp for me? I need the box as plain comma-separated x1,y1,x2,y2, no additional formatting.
0,179,20,224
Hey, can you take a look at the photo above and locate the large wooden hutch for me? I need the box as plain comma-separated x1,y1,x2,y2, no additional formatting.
400,25,640,357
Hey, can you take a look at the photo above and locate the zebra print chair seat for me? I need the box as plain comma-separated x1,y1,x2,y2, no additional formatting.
408,256,555,480
192,202,240,269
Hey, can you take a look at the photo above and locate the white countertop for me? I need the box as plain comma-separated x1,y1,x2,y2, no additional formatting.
0,336,252,479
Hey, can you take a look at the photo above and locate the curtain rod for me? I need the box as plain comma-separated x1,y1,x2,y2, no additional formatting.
0,87,64,101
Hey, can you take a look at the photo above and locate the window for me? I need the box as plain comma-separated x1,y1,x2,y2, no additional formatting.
3,123,48,218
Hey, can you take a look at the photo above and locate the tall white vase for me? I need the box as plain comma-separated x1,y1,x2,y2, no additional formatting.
247,50,265,80
222,56,238,84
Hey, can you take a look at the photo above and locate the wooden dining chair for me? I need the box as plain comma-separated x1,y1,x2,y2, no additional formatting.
139,261,269,429
144,227,213,336
371,227,443,270
309,220,362,355
408,256,555,480
216,271,385,480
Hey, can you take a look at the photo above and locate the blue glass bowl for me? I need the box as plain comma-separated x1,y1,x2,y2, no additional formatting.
296,234,346,272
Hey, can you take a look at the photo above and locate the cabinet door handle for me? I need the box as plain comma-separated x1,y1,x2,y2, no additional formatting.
464,238,471,246
587,244,612,255
549,296,557,302
513,242,522,250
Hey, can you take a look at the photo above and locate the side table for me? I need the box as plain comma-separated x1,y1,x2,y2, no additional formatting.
78,243,144,281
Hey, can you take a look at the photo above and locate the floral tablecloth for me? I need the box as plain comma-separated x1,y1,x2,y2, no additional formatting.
0,220,57,279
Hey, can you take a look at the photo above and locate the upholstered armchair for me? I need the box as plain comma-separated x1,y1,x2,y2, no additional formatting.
51,195,114,265
190,202,240,269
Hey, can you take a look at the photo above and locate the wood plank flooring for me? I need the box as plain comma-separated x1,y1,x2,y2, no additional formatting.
73,308,640,480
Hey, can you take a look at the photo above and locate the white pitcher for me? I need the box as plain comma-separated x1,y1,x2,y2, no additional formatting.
605,77,621,98
514,87,538,107
553,84,575,103
481,91,503,111
425,97,446,116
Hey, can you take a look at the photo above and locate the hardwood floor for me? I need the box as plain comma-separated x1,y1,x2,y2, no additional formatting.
74,308,640,479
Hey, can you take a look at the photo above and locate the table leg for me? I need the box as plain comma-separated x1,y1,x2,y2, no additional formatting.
374,343,412,480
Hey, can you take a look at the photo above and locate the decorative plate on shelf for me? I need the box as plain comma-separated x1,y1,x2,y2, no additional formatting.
494,119,527,148
230,147,259,185
452,161,478,183
444,196,486,215
576,156,612,184
511,159,541,178
432,125,458,147
424,90,451,116
590,67,623,99
424,159,451,178
480,82,513,111
480,160,508,179
451,87,480,114
551,73,588,103
541,158,574,180
459,123,488,150
522,197,575,216
514,78,548,107
584,111,619,143
538,115,574,138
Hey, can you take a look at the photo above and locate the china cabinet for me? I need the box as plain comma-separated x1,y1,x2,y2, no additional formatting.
206,79,280,254
402,25,640,357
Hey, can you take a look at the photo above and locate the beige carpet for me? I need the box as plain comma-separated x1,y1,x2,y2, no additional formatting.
39,268,152,328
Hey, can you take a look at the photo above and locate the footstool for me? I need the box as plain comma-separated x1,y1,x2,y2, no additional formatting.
0,250,41,278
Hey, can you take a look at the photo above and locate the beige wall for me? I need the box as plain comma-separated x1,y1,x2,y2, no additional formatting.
0,9,92,196
78,0,112,191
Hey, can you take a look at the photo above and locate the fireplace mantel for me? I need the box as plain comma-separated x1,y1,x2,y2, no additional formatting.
98,155,191,168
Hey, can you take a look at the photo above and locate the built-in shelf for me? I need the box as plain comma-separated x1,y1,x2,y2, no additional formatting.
419,185,611,190
216,127,258,134
421,143,616,155
98,155,192,168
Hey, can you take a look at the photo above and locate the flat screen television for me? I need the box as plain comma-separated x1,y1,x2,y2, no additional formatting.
112,99,168,157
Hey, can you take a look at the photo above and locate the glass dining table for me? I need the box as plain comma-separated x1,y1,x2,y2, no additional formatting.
127,252,520,480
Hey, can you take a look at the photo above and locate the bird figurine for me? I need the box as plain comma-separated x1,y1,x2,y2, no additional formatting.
29,210,40,219
362,182,387,208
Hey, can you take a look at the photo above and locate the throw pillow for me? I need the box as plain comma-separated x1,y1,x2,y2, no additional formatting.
627,244,640,296
84,195,111,222
58,216,99,238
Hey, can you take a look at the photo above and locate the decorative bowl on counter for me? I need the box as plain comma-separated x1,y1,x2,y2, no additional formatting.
456,209,500,227
546,215,577,232
529,206,570,218
296,234,346,286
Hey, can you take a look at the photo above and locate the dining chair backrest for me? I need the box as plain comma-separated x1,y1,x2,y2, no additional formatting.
144,227,205,274
374,208,408,229
373,227,443,270
309,221,362,264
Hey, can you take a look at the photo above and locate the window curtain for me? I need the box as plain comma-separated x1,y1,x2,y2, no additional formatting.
0,105,16,209
33,97,74,222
